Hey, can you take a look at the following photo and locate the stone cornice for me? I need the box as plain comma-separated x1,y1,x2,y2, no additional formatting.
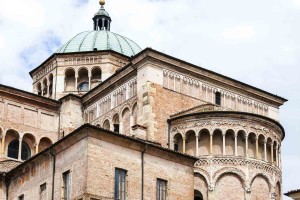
132,48,287,107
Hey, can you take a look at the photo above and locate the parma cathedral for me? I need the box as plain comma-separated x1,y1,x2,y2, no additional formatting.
0,1,287,200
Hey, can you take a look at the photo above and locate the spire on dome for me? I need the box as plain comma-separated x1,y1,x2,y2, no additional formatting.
93,0,111,31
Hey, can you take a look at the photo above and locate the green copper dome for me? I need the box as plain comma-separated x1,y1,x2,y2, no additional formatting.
56,31,142,57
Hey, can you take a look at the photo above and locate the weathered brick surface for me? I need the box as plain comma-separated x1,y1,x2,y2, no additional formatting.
250,176,270,200
214,173,245,200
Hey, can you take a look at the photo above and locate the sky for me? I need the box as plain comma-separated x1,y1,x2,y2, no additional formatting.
0,0,299,198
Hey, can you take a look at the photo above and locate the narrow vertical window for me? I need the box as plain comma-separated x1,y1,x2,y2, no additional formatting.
174,143,179,152
40,183,47,200
115,168,127,200
215,92,221,105
63,171,70,200
156,179,167,200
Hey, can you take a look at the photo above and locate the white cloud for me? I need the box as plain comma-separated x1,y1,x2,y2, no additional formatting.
221,25,256,40
0,2,300,198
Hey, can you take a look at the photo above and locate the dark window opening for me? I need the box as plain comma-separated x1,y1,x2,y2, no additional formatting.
18,195,24,200
114,124,120,133
21,141,31,161
8,139,19,159
63,171,70,200
156,179,167,200
215,92,221,105
115,168,127,200
78,82,89,91
174,144,179,152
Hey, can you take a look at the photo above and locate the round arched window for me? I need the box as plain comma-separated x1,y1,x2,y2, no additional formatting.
78,82,89,91
7,140,31,160
21,141,31,160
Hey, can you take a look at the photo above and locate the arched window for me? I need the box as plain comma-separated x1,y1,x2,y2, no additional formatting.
194,190,203,200
77,68,89,91
7,139,19,159
65,68,76,91
91,67,102,89
7,140,32,160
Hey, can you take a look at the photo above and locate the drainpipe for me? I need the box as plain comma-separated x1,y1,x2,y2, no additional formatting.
49,149,56,200
58,101,61,140
141,144,148,200
167,119,171,149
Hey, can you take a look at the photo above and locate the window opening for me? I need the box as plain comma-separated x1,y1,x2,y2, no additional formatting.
63,171,70,200
115,168,127,200
156,179,167,200
215,92,221,105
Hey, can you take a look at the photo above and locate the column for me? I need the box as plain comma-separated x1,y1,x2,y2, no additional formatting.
18,138,22,161
88,73,91,90
75,75,78,91
210,134,213,155
183,137,186,154
275,147,279,166
234,135,238,156
35,144,39,155
255,137,259,159
46,82,50,97
271,144,274,165
1,136,5,156
245,135,249,158
129,114,134,135
222,134,226,155
196,135,199,157
264,141,267,161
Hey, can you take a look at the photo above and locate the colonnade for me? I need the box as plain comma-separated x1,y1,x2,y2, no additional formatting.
173,129,281,167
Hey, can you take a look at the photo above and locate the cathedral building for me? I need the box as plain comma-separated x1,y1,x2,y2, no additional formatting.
0,1,287,200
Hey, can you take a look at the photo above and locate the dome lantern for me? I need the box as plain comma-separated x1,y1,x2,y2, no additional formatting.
93,0,111,31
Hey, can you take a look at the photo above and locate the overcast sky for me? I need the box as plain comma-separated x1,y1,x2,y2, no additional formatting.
0,0,299,198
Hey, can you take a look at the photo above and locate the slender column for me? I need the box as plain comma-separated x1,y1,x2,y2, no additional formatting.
255,137,259,159
46,83,50,97
75,75,78,91
183,137,186,154
222,134,226,155
264,141,267,161
234,135,238,156
18,138,22,161
210,134,213,155
271,144,274,165
129,114,134,135
35,144,39,155
1,136,5,156
275,147,279,166
88,73,91,90
196,135,199,157
245,135,248,158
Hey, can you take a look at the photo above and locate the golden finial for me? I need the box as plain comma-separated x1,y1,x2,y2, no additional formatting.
100,0,105,6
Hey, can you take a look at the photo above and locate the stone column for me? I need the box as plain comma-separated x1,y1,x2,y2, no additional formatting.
196,135,199,157
75,75,78,91
18,138,22,161
275,147,279,166
222,134,226,155
255,137,259,159
46,82,50,97
35,144,39,155
234,135,238,156
210,134,213,155
245,135,248,158
264,141,267,161
183,137,186,154
271,144,274,165
1,136,5,156
129,114,134,135
88,72,91,90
